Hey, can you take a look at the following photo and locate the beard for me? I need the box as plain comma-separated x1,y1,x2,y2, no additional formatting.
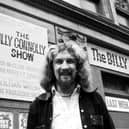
56,77,76,94
55,68,77,94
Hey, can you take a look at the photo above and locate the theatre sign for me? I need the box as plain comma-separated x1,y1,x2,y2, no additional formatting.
87,44,129,112
0,13,48,101
87,44,128,74
106,96,129,112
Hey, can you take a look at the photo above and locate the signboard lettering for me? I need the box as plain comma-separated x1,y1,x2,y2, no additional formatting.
0,112,13,129
88,44,129,74
106,96,129,112
0,13,48,101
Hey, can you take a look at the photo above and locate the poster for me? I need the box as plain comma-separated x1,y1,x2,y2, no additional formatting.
0,112,13,129
19,113,28,129
0,13,48,101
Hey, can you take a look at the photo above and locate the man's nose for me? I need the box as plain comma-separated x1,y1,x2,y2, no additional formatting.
61,61,69,69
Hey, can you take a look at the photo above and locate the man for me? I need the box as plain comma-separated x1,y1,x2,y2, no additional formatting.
27,39,115,129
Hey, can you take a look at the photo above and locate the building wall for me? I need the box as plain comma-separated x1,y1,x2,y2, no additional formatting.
0,0,129,129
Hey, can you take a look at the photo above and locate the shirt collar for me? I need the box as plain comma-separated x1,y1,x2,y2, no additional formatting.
51,85,80,97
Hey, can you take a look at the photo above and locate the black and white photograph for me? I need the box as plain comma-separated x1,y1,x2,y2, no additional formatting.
0,0,129,129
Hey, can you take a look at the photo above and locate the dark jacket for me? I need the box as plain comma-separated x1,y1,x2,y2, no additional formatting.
27,89,115,129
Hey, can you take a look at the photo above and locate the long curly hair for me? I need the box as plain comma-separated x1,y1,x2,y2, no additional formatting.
40,40,94,92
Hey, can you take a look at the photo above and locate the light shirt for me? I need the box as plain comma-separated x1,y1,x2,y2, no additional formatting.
51,87,82,129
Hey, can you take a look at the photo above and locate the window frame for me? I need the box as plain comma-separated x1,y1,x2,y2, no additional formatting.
115,0,129,29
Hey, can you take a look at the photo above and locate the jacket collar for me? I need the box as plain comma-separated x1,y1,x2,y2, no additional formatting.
37,92,52,101
37,87,97,101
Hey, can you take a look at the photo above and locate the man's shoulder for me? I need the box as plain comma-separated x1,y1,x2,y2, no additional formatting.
29,92,52,113
36,92,51,101
81,89,104,103
90,91,105,106
30,92,51,107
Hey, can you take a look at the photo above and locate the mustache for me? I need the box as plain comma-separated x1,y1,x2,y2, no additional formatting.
59,69,73,75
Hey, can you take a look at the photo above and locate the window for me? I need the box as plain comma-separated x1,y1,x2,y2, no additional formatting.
80,0,101,14
117,13,129,27
62,0,104,15
115,0,129,11
115,0,129,28
102,72,129,95
62,0,81,7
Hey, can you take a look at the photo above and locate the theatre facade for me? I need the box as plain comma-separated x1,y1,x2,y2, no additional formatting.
0,0,129,129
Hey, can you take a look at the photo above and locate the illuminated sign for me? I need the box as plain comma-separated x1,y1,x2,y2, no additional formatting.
87,44,129,74
0,13,48,101
105,96,129,112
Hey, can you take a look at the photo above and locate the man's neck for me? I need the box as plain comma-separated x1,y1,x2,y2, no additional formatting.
56,83,76,97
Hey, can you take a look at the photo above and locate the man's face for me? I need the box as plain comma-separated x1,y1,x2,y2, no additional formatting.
53,50,77,85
